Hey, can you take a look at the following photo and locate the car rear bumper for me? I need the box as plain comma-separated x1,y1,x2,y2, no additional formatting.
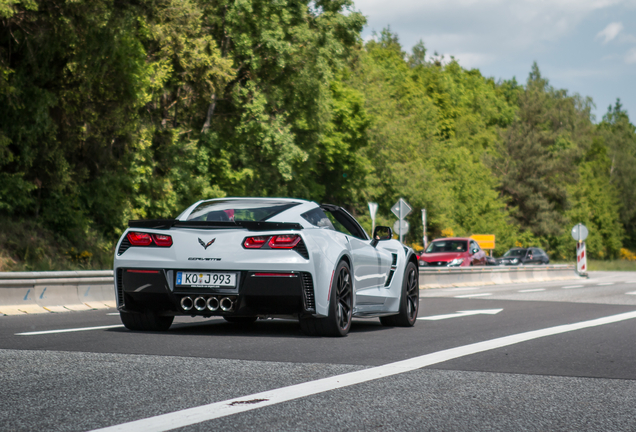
115,267,316,317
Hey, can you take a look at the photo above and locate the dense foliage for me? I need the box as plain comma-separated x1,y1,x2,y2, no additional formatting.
1,0,634,269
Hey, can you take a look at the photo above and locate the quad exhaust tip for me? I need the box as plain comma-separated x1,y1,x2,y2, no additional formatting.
194,296,207,311
180,296,193,311
181,295,233,312
207,296,219,311
220,297,234,312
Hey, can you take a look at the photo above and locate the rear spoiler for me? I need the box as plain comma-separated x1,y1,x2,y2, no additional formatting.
128,219,303,231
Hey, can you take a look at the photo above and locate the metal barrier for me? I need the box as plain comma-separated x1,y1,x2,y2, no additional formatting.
419,264,580,288
0,270,114,315
0,265,580,315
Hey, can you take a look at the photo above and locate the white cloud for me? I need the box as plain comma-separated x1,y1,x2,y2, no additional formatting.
596,22,624,43
451,52,495,69
625,48,636,63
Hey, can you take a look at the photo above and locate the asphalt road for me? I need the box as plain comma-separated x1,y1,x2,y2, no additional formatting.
2,271,636,431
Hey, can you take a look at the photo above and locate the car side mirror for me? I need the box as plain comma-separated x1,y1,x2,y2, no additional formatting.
471,248,479,254
371,226,392,247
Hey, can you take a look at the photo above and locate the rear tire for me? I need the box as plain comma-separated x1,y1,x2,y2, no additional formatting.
120,310,174,331
223,316,258,324
300,260,353,337
380,262,419,327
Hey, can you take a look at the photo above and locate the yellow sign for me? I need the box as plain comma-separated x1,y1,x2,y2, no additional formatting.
471,234,495,250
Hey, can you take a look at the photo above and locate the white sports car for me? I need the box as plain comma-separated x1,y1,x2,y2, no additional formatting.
113,198,419,336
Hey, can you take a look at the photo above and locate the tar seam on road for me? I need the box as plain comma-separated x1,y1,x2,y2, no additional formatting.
89,310,636,432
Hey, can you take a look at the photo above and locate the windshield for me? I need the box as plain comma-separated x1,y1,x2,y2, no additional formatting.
425,240,467,253
187,199,300,222
504,249,527,257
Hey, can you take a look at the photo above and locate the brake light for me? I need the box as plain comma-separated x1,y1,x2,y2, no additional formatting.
127,232,152,246
152,234,173,247
126,232,172,247
268,234,301,249
244,236,268,249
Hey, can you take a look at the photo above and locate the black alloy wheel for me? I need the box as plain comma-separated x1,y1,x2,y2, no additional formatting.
380,261,419,327
334,263,353,333
299,260,353,337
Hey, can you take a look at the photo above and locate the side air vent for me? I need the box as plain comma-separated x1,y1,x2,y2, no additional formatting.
385,253,398,287
294,239,309,260
117,237,131,255
301,272,315,312
116,268,125,307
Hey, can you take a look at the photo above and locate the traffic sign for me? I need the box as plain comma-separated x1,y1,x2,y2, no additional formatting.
393,220,409,236
368,202,378,220
571,224,588,242
470,234,495,250
391,198,412,219
368,202,378,235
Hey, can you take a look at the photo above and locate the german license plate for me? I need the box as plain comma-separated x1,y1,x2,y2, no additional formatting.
176,271,237,288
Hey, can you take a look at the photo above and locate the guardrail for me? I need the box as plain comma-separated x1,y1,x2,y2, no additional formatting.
0,265,581,315
419,264,581,288
0,270,115,315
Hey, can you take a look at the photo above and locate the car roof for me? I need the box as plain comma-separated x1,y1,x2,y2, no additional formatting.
432,237,470,241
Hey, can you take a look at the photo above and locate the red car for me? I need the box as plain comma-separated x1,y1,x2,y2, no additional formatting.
418,237,487,267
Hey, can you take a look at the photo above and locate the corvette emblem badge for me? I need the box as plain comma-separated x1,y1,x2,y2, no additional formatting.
198,238,216,250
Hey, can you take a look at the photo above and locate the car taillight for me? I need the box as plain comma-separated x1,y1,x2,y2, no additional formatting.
152,234,173,247
268,234,301,249
126,232,172,247
244,236,268,249
127,232,152,246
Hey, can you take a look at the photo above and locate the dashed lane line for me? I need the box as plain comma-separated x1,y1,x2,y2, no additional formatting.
562,285,584,289
597,282,615,286
90,310,636,432
454,293,492,298
518,289,545,293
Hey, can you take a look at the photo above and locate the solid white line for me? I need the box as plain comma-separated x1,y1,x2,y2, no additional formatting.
518,289,545,293
16,325,124,336
90,310,636,432
562,285,584,289
454,293,492,298
598,282,615,286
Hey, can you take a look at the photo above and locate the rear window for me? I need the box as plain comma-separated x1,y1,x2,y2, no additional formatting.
504,249,527,257
301,208,335,230
425,240,467,253
187,200,300,222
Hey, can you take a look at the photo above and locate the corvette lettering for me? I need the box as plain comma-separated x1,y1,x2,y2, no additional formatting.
188,257,221,261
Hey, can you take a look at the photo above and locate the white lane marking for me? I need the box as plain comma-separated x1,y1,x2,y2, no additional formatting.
627,281,636,284
91,310,636,432
107,313,120,316
518,289,545,293
418,309,503,321
626,291,636,295
598,282,615,286
16,325,124,336
454,293,492,298
562,285,584,289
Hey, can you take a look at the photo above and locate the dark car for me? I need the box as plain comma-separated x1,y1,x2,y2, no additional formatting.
497,247,550,265
418,237,487,267
485,255,497,266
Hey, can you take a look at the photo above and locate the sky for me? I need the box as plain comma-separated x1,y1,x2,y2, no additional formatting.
352,0,636,121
